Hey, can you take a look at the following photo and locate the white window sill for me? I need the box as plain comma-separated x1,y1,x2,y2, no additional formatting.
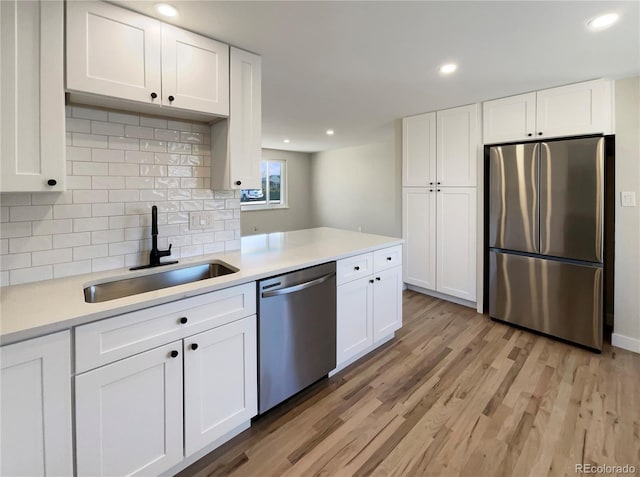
241,204,289,212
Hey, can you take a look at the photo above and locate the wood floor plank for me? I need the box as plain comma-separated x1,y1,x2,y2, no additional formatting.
177,291,640,477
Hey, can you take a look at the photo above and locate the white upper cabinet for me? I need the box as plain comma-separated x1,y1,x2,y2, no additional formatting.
212,48,262,190
161,24,229,116
66,1,229,117
482,92,536,144
436,104,480,187
1,331,73,477
1,0,65,192
402,112,436,187
483,79,614,144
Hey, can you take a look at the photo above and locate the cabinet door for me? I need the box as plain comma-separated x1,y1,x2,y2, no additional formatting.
436,104,480,187
76,342,183,477
372,266,403,342
436,188,477,301
0,331,72,476
402,112,436,187
161,24,229,116
66,1,162,104
482,92,536,144
184,316,257,456
535,79,613,138
1,0,65,191
228,47,262,189
337,276,374,365
402,188,436,290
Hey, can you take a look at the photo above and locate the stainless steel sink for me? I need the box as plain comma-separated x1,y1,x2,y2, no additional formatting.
84,261,238,303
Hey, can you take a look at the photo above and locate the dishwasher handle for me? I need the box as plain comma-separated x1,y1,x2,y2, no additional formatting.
261,272,335,298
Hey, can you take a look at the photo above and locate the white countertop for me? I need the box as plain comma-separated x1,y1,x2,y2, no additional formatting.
0,227,402,345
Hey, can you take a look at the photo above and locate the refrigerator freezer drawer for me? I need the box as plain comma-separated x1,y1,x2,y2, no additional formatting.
489,251,603,350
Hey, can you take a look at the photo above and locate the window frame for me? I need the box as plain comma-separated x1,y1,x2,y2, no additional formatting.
240,159,288,211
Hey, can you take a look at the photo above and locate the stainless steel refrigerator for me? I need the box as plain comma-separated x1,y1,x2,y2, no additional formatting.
488,137,605,350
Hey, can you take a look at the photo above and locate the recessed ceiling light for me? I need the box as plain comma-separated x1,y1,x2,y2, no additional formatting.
588,12,619,31
155,3,178,17
326,129,335,136
439,63,457,75
283,139,290,144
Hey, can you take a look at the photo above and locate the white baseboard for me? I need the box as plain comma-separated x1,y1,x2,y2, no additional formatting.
406,285,477,311
611,333,640,354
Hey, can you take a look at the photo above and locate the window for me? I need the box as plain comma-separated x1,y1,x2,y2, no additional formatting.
240,159,286,210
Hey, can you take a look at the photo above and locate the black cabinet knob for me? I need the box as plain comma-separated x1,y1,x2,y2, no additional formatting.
168,95,175,102
437,182,441,185
527,133,532,137
354,266,360,271
150,92,158,99
437,189,441,192
235,180,242,186
375,277,381,281
429,182,434,185
429,189,434,192
191,343,199,351
538,132,543,136
170,350,179,358
179,317,188,324
386,257,392,261
369,279,374,284
47,179,57,186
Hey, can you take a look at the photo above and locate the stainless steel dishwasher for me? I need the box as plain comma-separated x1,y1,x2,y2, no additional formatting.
258,262,336,414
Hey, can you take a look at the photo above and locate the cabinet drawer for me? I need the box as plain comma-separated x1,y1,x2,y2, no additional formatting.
75,282,256,373
373,246,403,273
337,253,373,285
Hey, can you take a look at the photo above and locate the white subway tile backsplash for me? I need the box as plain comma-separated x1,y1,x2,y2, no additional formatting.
74,217,109,232
92,120,125,136
9,235,52,253
32,248,72,266
53,232,91,249
32,219,73,236
9,206,52,222
54,204,92,219
93,149,125,163
1,106,239,286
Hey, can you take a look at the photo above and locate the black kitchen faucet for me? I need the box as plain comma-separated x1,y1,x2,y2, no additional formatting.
130,205,178,270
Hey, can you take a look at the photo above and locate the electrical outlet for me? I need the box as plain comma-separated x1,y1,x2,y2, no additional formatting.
189,211,216,229
621,191,637,207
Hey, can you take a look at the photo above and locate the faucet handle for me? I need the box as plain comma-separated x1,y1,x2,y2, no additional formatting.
159,243,173,258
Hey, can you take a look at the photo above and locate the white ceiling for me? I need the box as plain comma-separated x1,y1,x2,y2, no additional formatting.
115,1,640,152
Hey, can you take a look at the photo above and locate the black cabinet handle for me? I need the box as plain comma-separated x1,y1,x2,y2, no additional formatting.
170,350,179,358
191,343,199,351
429,189,434,192
527,133,532,137
369,279,374,284
168,95,175,102
386,257,392,261
429,182,434,185
354,266,360,271
538,132,543,136
150,92,157,99
235,180,242,186
47,179,57,186
437,182,441,185
375,277,381,281
437,189,441,192
179,317,188,324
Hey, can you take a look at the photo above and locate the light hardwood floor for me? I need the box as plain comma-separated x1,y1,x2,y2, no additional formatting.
178,290,640,477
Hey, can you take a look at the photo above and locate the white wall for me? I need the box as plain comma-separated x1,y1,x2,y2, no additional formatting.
0,106,240,286
240,149,313,235
612,76,640,352
310,132,402,238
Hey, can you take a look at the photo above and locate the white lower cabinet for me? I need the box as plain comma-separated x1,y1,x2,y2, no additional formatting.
184,316,257,456
336,247,403,367
75,341,184,477
0,331,73,476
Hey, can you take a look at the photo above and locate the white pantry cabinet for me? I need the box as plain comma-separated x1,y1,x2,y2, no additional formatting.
75,342,184,477
436,104,481,187
211,48,262,190
336,246,403,367
483,79,613,144
402,188,436,291
66,1,229,117
0,331,73,476
184,316,257,456
402,112,436,187
0,0,65,192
